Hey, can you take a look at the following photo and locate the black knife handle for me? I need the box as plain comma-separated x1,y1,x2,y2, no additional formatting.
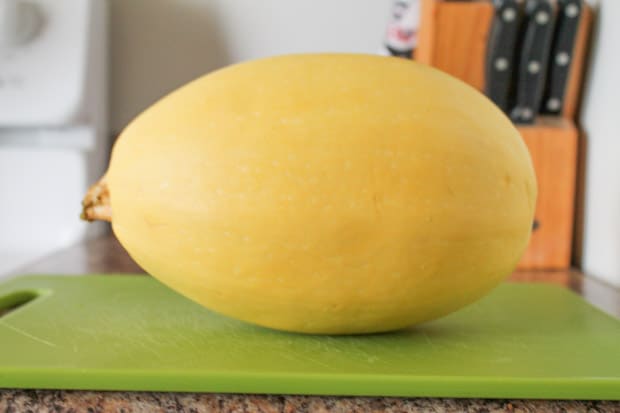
510,0,556,124
542,0,583,115
485,0,522,113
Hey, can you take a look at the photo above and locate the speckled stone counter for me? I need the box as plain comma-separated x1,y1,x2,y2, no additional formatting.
1,391,619,413
2,235,620,412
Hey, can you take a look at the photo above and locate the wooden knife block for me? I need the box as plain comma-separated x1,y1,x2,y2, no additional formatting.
416,0,592,269
417,0,591,119
519,119,578,269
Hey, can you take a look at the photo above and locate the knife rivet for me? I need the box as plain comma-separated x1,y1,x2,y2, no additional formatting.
566,4,579,18
556,52,570,66
547,98,561,111
527,61,541,74
535,11,550,25
495,57,509,71
522,108,533,120
502,8,516,22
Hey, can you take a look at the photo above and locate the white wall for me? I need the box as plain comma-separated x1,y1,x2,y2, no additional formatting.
109,0,390,132
581,0,620,287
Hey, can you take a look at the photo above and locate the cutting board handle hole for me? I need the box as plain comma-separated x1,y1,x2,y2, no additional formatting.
0,291,39,318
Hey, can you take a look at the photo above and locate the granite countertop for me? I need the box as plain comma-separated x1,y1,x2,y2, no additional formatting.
2,233,620,412
2,390,619,413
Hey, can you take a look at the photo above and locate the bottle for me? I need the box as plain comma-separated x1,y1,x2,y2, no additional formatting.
381,0,420,59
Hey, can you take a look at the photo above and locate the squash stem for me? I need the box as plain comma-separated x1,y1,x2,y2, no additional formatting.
81,175,112,222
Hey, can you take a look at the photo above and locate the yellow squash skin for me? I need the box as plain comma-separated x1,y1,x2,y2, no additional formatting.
108,54,536,334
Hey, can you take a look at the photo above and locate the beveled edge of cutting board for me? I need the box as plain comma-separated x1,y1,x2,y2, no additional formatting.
2,368,620,400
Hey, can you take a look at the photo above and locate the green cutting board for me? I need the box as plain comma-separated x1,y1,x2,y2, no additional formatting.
0,275,619,400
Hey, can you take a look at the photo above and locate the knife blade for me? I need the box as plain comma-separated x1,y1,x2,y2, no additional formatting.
510,0,556,124
541,0,583,115
485,0,523,113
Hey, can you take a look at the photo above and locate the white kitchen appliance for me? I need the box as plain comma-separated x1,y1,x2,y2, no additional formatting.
0,0,108,276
